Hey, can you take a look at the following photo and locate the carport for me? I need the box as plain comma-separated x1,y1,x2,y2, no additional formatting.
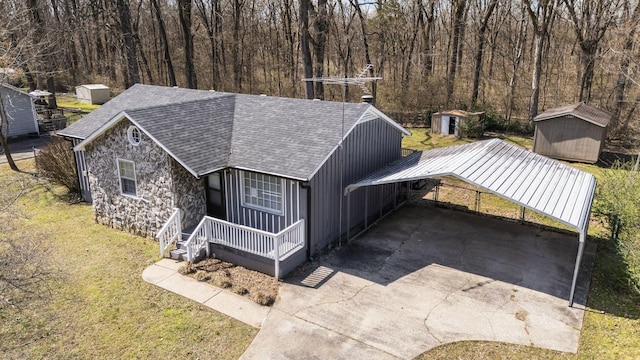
345,139,596,306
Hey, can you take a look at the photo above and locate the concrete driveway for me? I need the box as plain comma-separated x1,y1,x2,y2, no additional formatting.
241,205,595,359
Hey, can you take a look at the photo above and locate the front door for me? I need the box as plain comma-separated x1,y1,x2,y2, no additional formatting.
206,172,226,219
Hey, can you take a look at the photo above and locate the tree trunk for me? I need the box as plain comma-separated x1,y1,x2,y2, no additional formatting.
506,9,528,121
313,0,328,100
615,1,640,128
447,0,467,106
471,0,499,107
231,0,243,91
419,0,435,78
151,0,176,87
179,0,197,89
0,97,19,172
300,0,314,99
116,0,140,87
525,0,555,122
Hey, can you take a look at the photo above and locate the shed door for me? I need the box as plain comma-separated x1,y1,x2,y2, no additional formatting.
206,172,226,219
441,116,449,135
448,117,457,135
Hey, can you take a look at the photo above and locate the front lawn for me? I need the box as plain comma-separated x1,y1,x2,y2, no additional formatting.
0,160,257,359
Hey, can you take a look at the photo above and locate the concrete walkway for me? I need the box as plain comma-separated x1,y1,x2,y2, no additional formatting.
142,258,270,328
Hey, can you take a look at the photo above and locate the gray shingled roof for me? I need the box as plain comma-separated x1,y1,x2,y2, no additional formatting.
72,85,400,180
534,102,612,127
59,84,226,139
125,96,235,175
230,95,370,179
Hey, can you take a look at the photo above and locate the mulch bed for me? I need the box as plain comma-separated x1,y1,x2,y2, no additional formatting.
179,258,279,306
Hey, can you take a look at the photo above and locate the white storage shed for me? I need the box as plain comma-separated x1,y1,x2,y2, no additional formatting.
76,84,110,105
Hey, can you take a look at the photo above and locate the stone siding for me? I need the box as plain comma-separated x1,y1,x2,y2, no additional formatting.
171,158,206,229
85,119,175,237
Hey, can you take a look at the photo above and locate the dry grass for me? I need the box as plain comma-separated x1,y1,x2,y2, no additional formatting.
1,159,257,359
180,259,279,306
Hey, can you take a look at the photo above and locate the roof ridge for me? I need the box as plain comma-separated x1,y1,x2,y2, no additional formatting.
123,93,233,113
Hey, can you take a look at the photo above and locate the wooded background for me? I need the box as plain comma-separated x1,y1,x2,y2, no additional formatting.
1,0,639,139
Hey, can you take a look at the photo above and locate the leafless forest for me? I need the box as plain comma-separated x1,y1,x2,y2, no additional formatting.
2,0,639,138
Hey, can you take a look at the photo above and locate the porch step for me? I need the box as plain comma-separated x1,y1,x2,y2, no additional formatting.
169,247,187,261
169,239,189,261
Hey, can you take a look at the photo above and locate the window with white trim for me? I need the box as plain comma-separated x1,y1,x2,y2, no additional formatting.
127,126,141,146
241,172,283,214
118,159,137,196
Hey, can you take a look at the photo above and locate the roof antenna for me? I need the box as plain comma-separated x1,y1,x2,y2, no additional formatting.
302,64,382,249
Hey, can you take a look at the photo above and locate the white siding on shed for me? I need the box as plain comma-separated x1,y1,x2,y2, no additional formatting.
0,84,38,137
76,84,110,104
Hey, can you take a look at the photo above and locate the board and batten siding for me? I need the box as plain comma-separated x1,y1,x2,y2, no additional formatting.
71,138,92,202
308,117,403,255
224,169,306,234
533,116,605,163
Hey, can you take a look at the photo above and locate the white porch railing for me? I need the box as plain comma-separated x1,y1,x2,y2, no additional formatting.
156,208,182,258
184,216,305,279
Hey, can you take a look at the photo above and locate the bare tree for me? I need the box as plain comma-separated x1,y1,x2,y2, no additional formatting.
312,0,328,99
300,0,314,99
447,0,468,106
178,0,197,89
0,172,56,309
470,0,499,107
0,86,20,172
612,0,640,126
524,0,556,121
151,0,176,87
504,4,529,121
564,0,622,103
116,0,140,88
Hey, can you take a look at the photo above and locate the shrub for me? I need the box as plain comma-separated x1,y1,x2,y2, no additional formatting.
457,118,482,138
35,137,80,194
593,160,640,292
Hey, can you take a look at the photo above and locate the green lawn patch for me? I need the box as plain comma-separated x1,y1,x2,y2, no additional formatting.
0,160,256,359
56,94,101,126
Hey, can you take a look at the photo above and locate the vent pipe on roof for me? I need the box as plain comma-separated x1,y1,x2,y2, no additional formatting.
361,95,374,104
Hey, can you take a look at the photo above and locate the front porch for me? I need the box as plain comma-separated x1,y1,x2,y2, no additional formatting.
157,208,306,279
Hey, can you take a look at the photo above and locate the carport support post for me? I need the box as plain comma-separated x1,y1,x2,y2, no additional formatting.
569,231,586,307
346,193,351,242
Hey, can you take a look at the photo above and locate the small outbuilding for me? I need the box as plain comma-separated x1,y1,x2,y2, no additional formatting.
431,110,483,137
0,84,39,138
76,84,110,105
533,102,612,163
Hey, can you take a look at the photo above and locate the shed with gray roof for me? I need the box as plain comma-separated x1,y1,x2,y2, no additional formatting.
533,102,612,163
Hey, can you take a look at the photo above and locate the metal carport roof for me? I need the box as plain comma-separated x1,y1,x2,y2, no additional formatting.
345,139,596,306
